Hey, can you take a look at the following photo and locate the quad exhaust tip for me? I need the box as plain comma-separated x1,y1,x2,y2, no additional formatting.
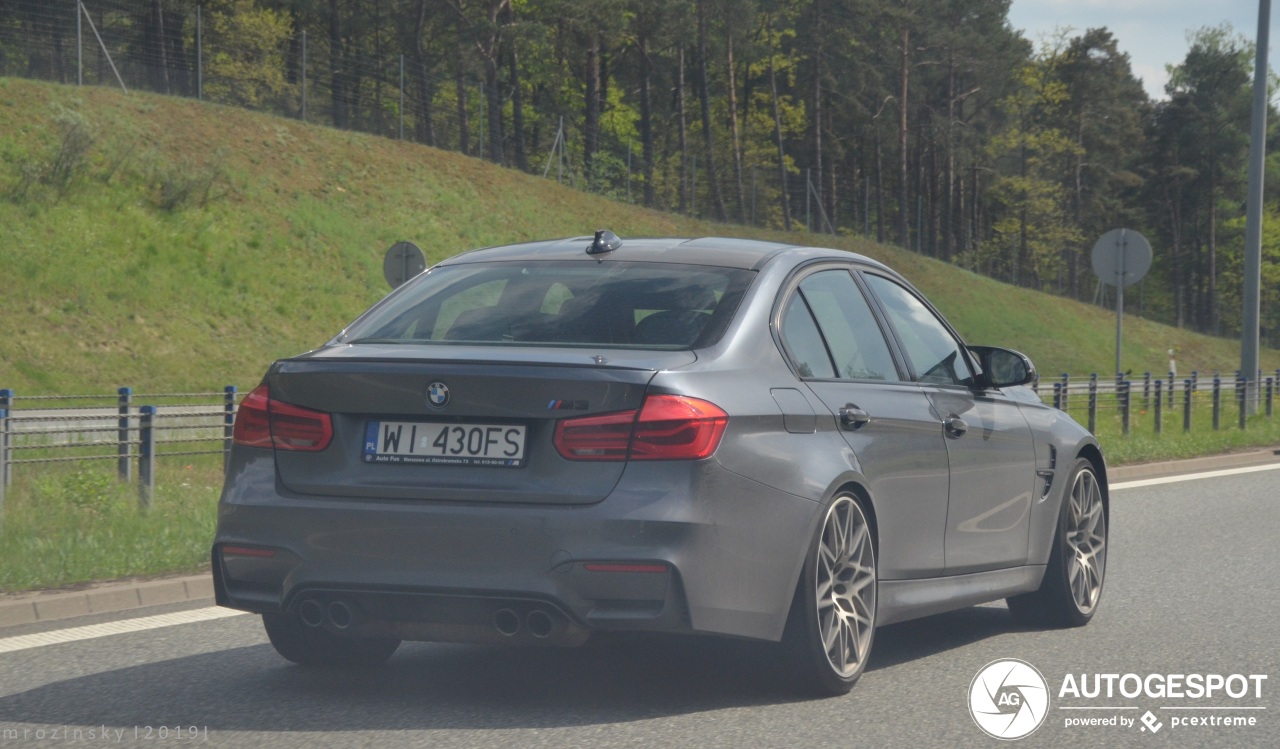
298,598,324,628
493,609,520,637
526,609,555,638
297,597,356,629
328,600,354,629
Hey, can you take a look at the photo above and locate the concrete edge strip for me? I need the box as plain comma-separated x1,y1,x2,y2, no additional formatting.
0,607,247,654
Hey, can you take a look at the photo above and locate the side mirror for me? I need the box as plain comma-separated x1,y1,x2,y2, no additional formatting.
970,346,1037,389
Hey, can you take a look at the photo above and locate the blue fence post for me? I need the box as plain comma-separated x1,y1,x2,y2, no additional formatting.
0,389,11,490
1060,374,1069,412
0,407,7,518
117,387,132,482
1267,377,1275,418
1087,374,1098,433
1142,372,1151,412
1154,380,1163,434
139,406,155,510
1183,380,1193,433
1212,375,1221,431
1121,380,1131,435
1168,371,1176,408
223,386,237,473
1053,383,1062,410
1237,375,1247,431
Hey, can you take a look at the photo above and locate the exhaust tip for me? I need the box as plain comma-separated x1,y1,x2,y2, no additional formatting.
328,600,354,629
298,598,324,628
493,609,520,637
526,609,555,639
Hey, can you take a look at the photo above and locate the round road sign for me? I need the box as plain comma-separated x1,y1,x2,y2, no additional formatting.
383,241,426,289
1090,229,1152,288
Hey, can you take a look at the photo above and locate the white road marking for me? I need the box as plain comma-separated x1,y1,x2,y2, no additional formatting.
0,607,248,654
1112,462,1280,491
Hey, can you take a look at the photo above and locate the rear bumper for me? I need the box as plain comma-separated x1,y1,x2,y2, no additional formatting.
213,451,819,642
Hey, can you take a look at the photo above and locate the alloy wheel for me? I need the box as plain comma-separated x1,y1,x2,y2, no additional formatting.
815,497,876,678
1064,469,1106,613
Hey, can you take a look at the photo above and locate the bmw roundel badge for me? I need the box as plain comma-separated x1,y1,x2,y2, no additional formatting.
426,381,450,408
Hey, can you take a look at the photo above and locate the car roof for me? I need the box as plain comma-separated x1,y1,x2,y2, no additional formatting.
435,235,890,272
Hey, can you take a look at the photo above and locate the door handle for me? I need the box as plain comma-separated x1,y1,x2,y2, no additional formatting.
944,415,968,437
839,404,871,430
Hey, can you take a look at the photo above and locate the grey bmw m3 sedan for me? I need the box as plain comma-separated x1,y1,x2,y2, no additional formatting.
213,232,1108,695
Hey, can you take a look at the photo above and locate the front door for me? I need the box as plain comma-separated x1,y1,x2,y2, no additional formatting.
862,273,1036,573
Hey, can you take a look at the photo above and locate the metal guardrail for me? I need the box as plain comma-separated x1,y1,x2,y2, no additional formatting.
1033,370,1280,436
1,371,1278,515
0,387,241,513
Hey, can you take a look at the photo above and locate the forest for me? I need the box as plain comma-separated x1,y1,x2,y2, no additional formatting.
3,0,1279,347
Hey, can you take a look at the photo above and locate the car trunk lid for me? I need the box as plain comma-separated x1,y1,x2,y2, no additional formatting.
266,346,694,504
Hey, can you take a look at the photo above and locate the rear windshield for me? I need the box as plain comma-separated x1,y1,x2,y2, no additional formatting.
339,261,756,349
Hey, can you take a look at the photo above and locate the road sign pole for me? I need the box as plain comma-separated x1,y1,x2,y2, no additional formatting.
1092,228,1151,380
1115,232,1125,376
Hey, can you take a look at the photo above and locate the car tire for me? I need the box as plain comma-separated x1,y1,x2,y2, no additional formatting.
783,494,877,696
262,612,400,668
1007,458,1107,628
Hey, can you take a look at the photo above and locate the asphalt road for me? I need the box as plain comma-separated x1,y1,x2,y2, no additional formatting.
0,466,1276,748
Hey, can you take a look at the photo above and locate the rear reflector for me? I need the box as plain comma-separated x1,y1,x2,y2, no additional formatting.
220,545,277,558
583,563,669,573
232,384,333,452
554,395,727,461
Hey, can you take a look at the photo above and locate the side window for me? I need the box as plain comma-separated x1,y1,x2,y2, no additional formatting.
863,274,973,386
781,295,836,379
797,271,900,381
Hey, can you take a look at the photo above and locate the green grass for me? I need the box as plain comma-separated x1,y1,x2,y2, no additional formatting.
1,77,1277,394
0,460,219,592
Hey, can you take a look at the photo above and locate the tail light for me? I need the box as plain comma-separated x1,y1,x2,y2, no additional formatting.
553,409,636,460
232,386,273,448
630,395,728,460
554,395,727,462
232,384,333,452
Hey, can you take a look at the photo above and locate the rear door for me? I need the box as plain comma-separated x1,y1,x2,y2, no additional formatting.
861,273,1036,574
778,267,950,579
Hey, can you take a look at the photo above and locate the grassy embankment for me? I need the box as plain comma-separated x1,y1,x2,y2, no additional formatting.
1,77,1277,591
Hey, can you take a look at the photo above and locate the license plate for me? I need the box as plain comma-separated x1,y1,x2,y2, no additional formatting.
363,421,526,467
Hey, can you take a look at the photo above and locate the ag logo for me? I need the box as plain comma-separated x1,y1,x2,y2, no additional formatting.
426,381,450,408
969,659,1050,740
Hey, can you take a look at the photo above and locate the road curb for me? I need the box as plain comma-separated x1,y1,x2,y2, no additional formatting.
0,574,213,629
1,447,1276,629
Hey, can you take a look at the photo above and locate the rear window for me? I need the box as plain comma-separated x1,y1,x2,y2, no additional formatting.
340,261,756,349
